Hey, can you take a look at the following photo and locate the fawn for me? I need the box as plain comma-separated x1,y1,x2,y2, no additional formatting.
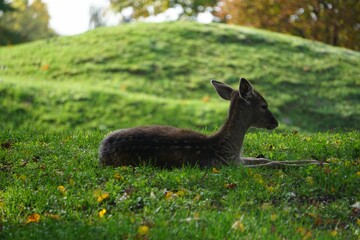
99,78,284,168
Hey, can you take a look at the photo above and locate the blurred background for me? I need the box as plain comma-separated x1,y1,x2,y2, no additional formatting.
0,0,359,50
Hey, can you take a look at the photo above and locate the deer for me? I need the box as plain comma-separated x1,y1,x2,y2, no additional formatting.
99,78,323,168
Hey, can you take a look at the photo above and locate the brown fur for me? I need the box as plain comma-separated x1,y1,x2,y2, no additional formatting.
99,78,278,168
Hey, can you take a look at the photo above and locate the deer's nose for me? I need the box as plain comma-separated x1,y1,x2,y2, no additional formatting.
267,121,278,130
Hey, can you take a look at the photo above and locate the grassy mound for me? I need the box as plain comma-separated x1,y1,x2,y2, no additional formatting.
1,21,359,132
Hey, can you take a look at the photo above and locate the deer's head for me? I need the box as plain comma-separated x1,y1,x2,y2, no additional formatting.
211,78,278,130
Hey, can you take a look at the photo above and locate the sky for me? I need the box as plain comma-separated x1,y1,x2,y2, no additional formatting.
41,0,117,36
40,0,213,36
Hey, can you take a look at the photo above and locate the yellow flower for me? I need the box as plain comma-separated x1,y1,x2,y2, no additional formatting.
231,220,245,232
99,209,106,218
356,171,360,177
138,225,149,235
26,213,40,224
330,230,337,237
212,167,220,174
57,185,66,194
357,218,360,227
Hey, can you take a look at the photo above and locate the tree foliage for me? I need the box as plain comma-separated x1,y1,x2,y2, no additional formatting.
111,0,359,50
0,0,55,45
110,0,217,19
0,0,14,12
216,0,360,50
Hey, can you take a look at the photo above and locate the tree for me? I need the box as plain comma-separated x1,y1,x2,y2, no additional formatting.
110,0,218,19
89,5,106,29
216,0,360,51
0,0,14,13
0,0,55,45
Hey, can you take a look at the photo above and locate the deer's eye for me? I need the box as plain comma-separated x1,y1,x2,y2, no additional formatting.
261,105,268,110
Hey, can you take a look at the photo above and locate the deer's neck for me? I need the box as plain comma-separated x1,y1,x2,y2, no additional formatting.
211,98,250,163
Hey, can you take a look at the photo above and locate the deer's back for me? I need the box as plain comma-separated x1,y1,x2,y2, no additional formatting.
99,125,216,168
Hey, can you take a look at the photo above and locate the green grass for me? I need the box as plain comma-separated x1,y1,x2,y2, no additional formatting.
0,21,359,239
0,130,359,239
0,21,359,132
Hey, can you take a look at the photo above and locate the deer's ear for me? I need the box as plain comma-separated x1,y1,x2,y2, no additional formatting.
211,80,233,101
239,78,253,100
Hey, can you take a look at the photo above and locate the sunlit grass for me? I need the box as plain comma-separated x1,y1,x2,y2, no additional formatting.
0,129,359,239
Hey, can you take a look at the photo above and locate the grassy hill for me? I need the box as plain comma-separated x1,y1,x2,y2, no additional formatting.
1,21,359,132
0,22,359,239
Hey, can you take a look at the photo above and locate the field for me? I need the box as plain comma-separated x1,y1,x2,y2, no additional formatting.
0,22,359,239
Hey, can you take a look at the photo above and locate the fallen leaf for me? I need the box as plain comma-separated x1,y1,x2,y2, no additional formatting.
138,225,149,235
19,175,27,182
351,202,360,210
46,213,61,220
94,190,110,203
40,64,49,71
212,167,220,174
231,220,245,232
184,212,200,223
297,227,312,240
26,213,40,224
193,194,201,201
303,231,312,240
165,191,173,200
330,230,337,237
224,183,237,189
261,202,272,210
202,96,210,103
176,189,186,197
118,192,129,201
114,173,124,180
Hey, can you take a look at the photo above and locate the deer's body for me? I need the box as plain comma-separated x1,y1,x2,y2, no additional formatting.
100,126,221,168
99,78,279,168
